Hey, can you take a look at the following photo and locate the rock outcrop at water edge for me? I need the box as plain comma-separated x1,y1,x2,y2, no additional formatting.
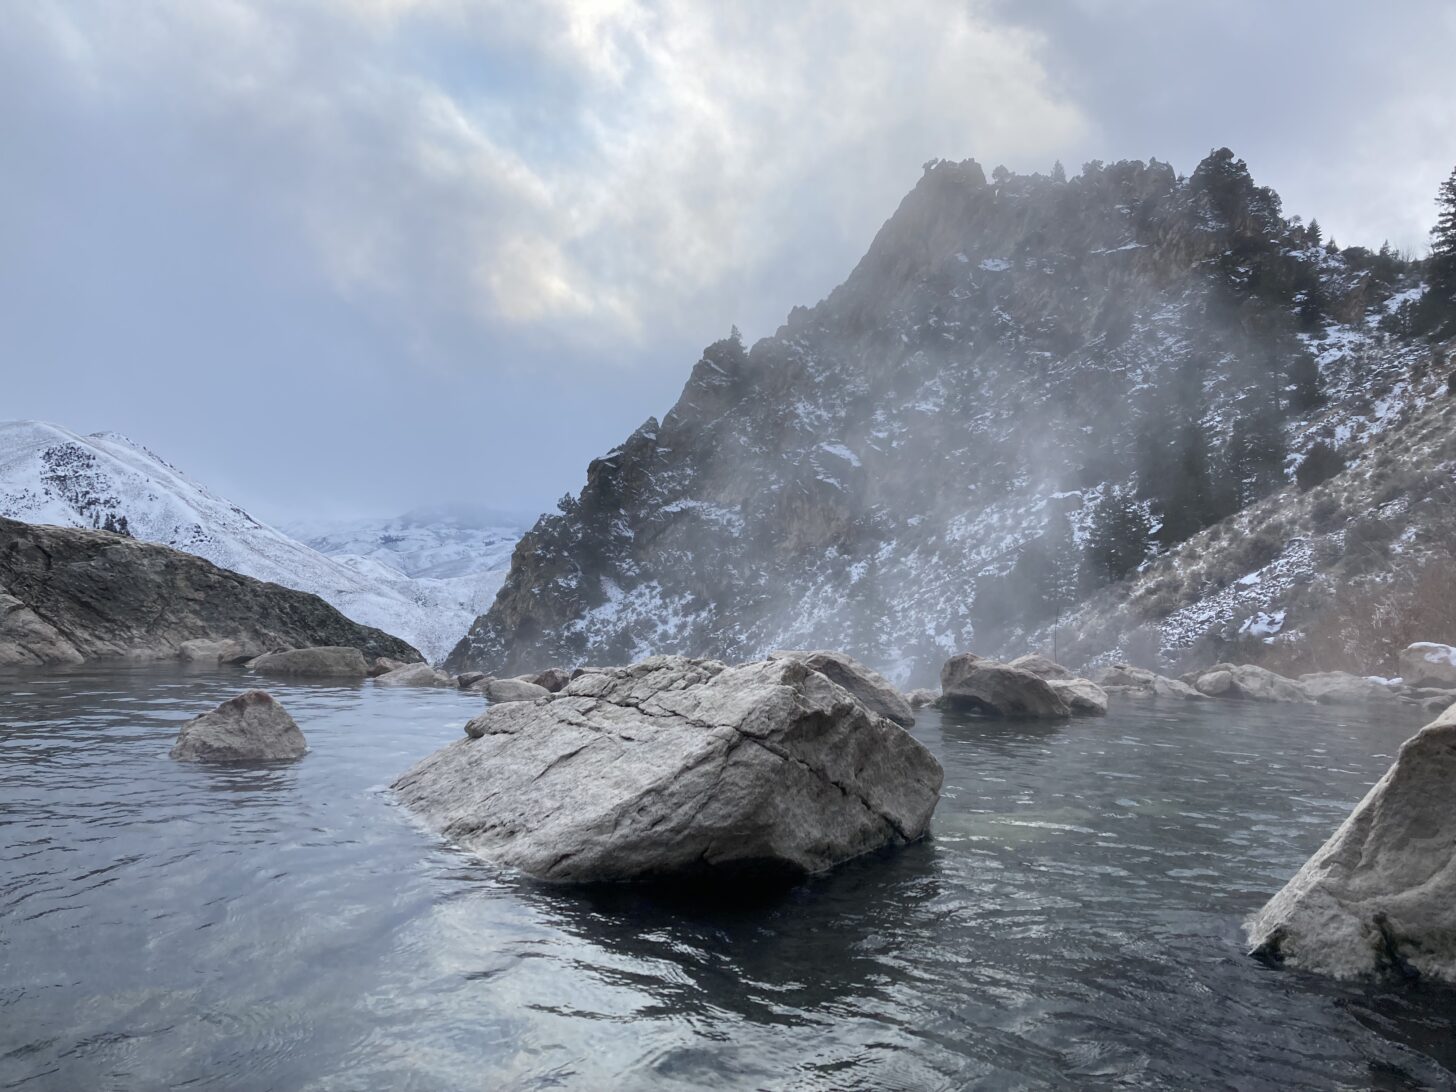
393,655,944,883
1296,671,1402,706
1094,663,1205,700
374,661,456,687
1186,662,1313,703
939,655,1071,719
480,677,552,703
0,518,421,668
1399,643,1456,688
170,690,306,763
1247,702,1456,983
251,646,370,678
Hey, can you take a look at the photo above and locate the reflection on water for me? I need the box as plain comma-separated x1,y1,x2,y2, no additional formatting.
2,665,1453,1089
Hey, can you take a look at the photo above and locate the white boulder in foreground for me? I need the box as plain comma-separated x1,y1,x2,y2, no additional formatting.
393,655,944,883
770,649,916,727
1399,643,1456,688
1246,703,1456,982
170,690,306,762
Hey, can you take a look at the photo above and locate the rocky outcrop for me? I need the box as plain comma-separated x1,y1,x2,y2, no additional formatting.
1186,663,1313,703
251,646,369,679
1094,663,1204,700
481,677,552,703
0,518,420,668
394,655,944,883
1246,703,1456,982
1297,671,1401,706
1048,677,1109,716
770,650,915,728
169,690,306,763
939,655,1071,719
1399,643,1456,688
374,661,455,687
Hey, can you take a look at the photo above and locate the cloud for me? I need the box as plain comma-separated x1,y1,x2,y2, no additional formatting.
7,0,1087,351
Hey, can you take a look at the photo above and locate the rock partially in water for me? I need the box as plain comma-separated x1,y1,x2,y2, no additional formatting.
1188,663,1312,704
456,671,488,689
394,655,944,883
482,677,552,703
905,688,939,709
1399,643,1456,688
1247,703,1456,983
1007,653,1075,681
0,518,420,667
169,690,306,763
1048,677,1109,716
770,649,915,727
252,647,369,678
1298,671,1402,706
375,662,455,687
519,668,571,693
940,655,1070,719
369,656,409,678
178,638,255,664
1094,663,1204,700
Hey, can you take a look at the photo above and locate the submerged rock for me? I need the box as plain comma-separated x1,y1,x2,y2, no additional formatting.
1399,643,1456,688
1187,663,1312,704
1094,663,1204,700
1246,703,1456,982
375,662,455,687
393,655,944,883
482,677,552,703
170,690,306,762
770,649,915,727
1297,671,1401,706
252,646,369,678
939,655,1070,719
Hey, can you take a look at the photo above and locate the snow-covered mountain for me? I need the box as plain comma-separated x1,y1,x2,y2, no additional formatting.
0,421,518,662
287,505,528,580
447,149,1449,683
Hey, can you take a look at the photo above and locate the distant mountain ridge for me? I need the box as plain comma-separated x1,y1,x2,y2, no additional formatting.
0,421,521,661
447,149,1445,682
288,505,528,581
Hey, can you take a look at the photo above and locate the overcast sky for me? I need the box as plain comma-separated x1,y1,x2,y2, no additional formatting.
4,1,1453,523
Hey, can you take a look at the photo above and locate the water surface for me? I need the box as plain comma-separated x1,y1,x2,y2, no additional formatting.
3,665,1454,1089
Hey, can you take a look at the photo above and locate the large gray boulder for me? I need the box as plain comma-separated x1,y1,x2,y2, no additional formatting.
939,655,1070,719
1007,653,1075,681
520,668,571,693
1095,663,1204,700
393,656,944,883
1048,677,1109,716
375,661,455,687
1188,663,1313,703
1297,671,1401,706
482,677,552,703
1246,703,1456,982
0,517,420,667
1399,643,1456,688
770,649,915,727
251,646,369,678
169,690,306,762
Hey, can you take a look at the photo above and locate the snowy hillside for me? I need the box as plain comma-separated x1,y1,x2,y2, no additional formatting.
0,421,503,662
287,505,527,580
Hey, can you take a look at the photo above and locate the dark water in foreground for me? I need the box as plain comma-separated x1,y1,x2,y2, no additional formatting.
2,666,1455,1090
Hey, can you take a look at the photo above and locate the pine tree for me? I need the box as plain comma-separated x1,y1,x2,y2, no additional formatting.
1051,160,1067,184
1420,164,1456,335
1433,165,1456,258
1306,218,1322,247
1083,488,1151,588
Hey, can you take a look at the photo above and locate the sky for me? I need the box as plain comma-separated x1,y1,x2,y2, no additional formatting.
3,0,1454,523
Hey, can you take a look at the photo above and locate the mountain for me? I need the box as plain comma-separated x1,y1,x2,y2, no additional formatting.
447,149,1447,683
0,516,420,667
0,421,513,662
287,504,527,580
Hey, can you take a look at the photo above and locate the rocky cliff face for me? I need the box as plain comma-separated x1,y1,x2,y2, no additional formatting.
448,150,1433,683
0,518,420,667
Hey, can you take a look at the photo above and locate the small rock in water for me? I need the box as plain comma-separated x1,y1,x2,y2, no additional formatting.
1247,703,1456,983
170,690,306,763
374,661,454,687
456,671,488,689
252,646,369,678
394,655,944,883
940,654,1070,719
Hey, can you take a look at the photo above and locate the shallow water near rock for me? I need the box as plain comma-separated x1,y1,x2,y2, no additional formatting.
3,665,1455,1090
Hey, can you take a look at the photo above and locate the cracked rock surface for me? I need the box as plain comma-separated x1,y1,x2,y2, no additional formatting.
393,655,943,883
1246,702,1456,982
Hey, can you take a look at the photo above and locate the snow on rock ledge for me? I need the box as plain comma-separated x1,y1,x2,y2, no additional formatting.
392,655,943,884
1246,702,1456,982
1398,643,1456,688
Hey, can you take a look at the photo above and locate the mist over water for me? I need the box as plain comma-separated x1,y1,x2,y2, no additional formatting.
3,666,1454,1089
